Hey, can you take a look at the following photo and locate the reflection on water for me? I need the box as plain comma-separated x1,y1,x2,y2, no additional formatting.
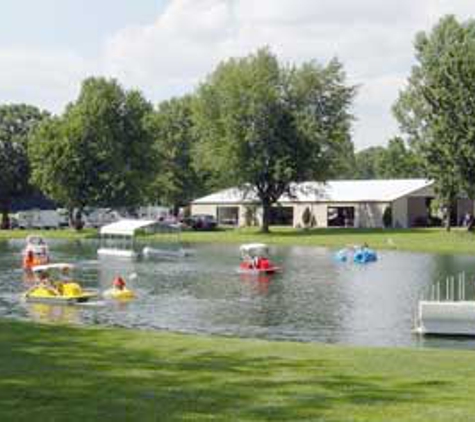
3,238,475,350
27,302,82,324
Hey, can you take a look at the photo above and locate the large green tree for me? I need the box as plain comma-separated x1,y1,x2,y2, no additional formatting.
354,146,386,179
148,96,207,213
29,77,155,227
377,137,424,179
193,48,355,232
394,15,475,230
354,138,424,179
0,104,48,228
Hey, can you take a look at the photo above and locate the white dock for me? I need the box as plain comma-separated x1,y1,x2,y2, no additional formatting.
416,301,475,336
415,272,475,336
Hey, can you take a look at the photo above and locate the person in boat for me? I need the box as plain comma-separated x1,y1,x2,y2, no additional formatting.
23,250,35,271
112,276,127,291
37,271,60,295
258,256,271,270
54,266,73,295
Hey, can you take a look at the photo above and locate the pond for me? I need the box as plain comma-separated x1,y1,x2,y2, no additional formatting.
2,239,475,350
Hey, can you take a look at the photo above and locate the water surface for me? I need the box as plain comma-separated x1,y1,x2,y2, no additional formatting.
2,239,475,350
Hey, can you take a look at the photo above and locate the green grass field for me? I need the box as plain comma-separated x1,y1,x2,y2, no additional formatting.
3,227,475,255
177,227,475,255
1,319,475,422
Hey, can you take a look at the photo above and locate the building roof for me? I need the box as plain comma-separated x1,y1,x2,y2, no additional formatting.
100,219,157,236
192,179,433,205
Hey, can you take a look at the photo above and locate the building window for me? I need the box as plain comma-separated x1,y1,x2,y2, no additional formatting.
327,206,355,227
270,207,294,226
217,206,240,226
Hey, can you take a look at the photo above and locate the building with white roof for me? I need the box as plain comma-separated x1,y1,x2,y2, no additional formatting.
191,179,473,228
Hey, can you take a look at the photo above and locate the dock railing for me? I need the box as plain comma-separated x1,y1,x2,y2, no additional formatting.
425,272,469,302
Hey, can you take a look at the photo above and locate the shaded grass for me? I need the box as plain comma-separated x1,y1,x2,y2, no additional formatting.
1,319,475,421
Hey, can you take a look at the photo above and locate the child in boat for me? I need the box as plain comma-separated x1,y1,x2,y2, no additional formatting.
112,276,126,291
38,271,60,295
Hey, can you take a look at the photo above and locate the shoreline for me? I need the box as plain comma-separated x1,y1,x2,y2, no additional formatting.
2,227,475,255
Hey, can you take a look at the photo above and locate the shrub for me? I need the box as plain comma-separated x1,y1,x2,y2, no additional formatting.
302,207,312,228
382,206,392,228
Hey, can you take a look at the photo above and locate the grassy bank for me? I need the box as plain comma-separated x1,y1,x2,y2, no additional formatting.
1,319,475,421
0,228,96,240
179,227,475,255
2,227,475,255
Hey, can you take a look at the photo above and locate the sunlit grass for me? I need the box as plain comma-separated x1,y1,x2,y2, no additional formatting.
2,227,475,255
177,227,475,255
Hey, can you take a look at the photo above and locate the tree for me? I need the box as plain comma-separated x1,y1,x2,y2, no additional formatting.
193,48,355,232
29,77,155,228
354,146,386,179
354,138,424,180
394,15,475,230
378,137,424,179
148,96,207,214
0,104,48,228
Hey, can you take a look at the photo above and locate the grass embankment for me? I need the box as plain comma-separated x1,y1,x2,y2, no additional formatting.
178,227,475,255
0,228,96,240
0,319,474,422
3,227,475,255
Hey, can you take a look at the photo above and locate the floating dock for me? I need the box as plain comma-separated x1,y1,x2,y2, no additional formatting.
414,273,475,336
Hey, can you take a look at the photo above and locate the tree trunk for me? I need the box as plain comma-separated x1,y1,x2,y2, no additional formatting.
260,200,271,233
444,202,452,232
73,207,84,231
1,209,10,230
0,199,11,230
68,208,74,228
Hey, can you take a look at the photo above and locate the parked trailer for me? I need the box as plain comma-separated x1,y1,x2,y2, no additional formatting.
16,210,61,229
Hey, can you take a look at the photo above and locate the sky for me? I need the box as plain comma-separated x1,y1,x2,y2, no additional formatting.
1,0,475,150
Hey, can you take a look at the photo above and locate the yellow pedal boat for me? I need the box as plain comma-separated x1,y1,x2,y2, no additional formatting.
24,263,98,305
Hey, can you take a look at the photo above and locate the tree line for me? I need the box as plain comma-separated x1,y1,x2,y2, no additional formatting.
2,15,475,231
0,48,356,232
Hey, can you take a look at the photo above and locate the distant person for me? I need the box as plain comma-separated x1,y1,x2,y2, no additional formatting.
23,250,35,270
112,276,126,291
463,212,472,226
38,271,59,295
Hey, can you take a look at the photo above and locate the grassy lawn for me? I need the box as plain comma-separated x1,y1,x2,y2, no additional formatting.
178,227,475,255
0,228,97,240
0,318,474,421
3,227,475,255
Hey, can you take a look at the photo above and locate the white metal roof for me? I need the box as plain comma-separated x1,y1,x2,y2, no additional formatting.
100,219,157,236
192,179,433,204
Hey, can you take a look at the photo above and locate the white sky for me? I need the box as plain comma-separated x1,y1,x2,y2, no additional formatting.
1,0,474,150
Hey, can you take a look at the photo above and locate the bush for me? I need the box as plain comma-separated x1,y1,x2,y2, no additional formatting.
382,206,392,228
302,207,312,228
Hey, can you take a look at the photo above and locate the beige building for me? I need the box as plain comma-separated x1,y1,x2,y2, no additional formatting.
191,179,474,229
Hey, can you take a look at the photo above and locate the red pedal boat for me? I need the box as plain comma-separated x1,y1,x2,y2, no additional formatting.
238,243,282,275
